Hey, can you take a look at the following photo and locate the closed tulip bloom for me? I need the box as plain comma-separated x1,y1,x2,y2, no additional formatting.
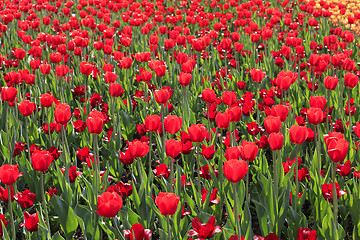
240,141,259,161
18,100,36,117
307,108,323,125
164,115,182,134
327,138,349,162
96,192,123,217
31,150,54,172
128,140,149,159
324,76,338,90
109,83,125,97
104,72,117,84
178,72,192,86
226,106,242,122
79,62,93,75
223,159,248,183
201,88,216,103
0,164,19,185
188,124,208,143
155,192,180,216
1,87,17,102
39,93,54,107
40,64,51,75
23,212,39,232
165,139,182,158
309,96,326,110
250,69,266,82
55,65,69,77
289,125,309,145
264,116,282,134
54,103,71,125
215,111,230,129
225,146,240,160
344,72,359,88
268,132,284,150
353,122,360,138
270,105,289,122
154,89,170,104
86,110,104,134
145,115,161,132
222,91,237,106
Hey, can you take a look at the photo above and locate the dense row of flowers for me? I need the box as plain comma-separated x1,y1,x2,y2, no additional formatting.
0,0,359,239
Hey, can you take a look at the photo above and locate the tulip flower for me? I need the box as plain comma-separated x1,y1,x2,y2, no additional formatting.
96,192,123,217
188,216,222,239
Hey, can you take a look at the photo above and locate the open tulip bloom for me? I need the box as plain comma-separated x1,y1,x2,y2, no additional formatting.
1,0,360,239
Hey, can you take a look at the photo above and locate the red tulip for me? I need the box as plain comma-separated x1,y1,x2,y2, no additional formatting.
289,125,309,145
268,132,284,150
40,64,51,75
188,216,222,239
322,182,347,202
165,139,182,158
297,227,317,240
353,122,360,138
226,106,242,122
124,223,152,240
109,83,124,97
324,76,338,90
79,62,93,75
250,69,266,82
178,72,192,86
264,116,282,134
344,72,359,88
201,88,216,103
225,146,240,160
200,145,216,160
164,115,182,134
215,111,230,129
145,115,161,132
155,192,180,216
14,190,36,209
86,111,104,135
222,91,237,106
154,89,170,104
309,96,326,110
307,108,323,125
0,164,19,186
96,192,123,217
104,71,117,84
153,164,170,179
18,100,36,117
39,93,54,107
188,124,208,143
223,159,248,183
1,87,17,102
270,105,289,122
128,140,149,159
54,103,71,125
240,140,259,162
55,65,69,77
23,212,39,232
327,138,349,162
31,150,54,172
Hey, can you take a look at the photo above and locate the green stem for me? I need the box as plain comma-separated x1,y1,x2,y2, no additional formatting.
233,182,241,240
24,117,31,161
316,125,322,224
41,173,51,238
148,133,152,175
166,215,171,240
245,165,249,204
8,186,15,240
295,145,300,211
332,161,338,234
197,143,201,196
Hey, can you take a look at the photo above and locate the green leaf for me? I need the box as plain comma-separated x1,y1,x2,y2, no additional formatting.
50,195,78,239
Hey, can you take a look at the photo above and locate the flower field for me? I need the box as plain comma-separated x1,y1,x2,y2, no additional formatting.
0,0,360,239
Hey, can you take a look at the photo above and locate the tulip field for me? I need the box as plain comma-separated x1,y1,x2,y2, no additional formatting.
1,0,360,239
